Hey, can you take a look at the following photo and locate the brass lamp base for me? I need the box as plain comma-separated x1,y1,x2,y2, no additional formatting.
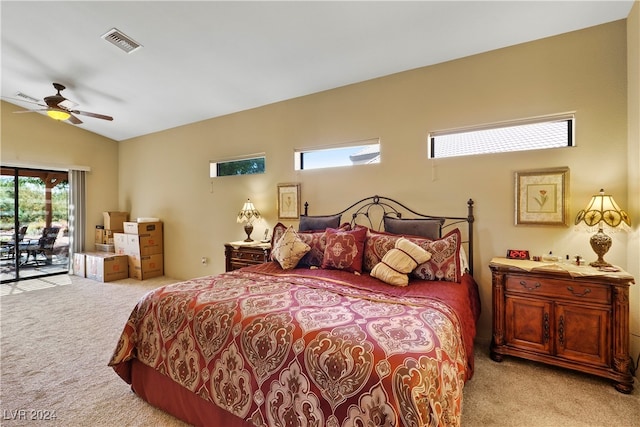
243,223,254,242
589,229,612,268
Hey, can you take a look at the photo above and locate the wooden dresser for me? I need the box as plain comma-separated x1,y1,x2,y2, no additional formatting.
489,258,635,393
224,242,271,272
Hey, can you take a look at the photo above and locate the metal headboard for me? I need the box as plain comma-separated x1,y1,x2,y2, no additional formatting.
302,195,475,275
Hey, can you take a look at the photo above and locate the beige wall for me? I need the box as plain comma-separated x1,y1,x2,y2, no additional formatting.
2,19,636,352
118,20,633,344
1,101,120,250
627,1,640,373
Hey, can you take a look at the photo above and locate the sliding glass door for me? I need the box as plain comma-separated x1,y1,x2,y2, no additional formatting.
0,167,70,282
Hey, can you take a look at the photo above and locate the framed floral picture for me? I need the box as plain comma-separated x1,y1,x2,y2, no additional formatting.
515,167,569,226
277,183,301,219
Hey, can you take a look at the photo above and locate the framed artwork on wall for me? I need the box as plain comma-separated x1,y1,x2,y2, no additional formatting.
277,183,301,219
515,167,569,226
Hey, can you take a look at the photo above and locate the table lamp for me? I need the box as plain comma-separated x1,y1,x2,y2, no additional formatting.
237,199,261,242
574,189,630,267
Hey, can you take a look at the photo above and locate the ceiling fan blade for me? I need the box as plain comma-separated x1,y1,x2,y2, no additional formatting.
2,97,47,108
71,110,113,121
13,109,48,113
67,113,83,125
59,99,77,109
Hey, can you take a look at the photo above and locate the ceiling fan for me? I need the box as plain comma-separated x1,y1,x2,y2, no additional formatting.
9,83,113,124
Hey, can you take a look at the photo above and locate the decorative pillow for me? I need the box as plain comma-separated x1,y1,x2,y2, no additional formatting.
271,226,311,270
271,222,288,248
370,238,431,286
412,228,462,282
363,229,402,272
298,214,342,232
383,216,445,240
321,227,367,273
297,230,328,267
296,223,352,267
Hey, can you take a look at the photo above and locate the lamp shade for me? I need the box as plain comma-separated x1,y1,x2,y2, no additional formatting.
574,189,631,229
237,199,260,224
47,108,71,121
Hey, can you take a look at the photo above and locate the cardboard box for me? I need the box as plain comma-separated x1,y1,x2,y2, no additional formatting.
85,253,128,282
114,232,162,257
113,233,128,255
72,253,86,277
117,233,163,257
95,243,115,253
103,212,129,231
128,253,164,280
96,227,118,244
135,234,163,256
123,221,163,236
95,225,105,244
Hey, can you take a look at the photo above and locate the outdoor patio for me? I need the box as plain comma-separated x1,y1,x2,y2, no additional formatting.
0,236,69,282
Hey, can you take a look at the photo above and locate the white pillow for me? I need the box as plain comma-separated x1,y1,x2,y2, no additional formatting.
271,226,311,270
371,237,431,286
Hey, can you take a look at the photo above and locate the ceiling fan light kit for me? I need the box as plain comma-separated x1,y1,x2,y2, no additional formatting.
46,109,71,121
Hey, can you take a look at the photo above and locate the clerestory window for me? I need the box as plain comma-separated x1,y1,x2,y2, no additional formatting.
428,114,574,159
209,154,266,178
295,139,380,170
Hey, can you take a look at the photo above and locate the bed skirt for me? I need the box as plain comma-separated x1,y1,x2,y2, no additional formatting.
129,358,247,426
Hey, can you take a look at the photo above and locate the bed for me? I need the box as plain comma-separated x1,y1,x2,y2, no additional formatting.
109,195,480,427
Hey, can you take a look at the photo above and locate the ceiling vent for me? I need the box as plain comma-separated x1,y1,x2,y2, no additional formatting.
101,28,142,54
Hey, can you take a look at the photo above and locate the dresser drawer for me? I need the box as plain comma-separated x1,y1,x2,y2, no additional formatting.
505,275,610,304
225,243,271,272
229,249,267,263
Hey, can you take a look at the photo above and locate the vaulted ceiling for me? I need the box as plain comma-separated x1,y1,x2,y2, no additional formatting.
1,1,634,142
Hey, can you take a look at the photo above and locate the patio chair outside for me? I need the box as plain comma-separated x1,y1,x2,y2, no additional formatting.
0,225,29,260
19,226,61,266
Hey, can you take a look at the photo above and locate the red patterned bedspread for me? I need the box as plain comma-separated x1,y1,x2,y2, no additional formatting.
109,263,480,427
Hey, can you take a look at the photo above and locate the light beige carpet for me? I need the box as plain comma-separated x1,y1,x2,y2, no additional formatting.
1,274,638,426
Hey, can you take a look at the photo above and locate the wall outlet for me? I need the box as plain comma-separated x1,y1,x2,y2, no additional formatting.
201,257,208,265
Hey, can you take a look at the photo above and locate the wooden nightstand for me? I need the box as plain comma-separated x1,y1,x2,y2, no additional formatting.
489,257,635,393
224,241,271,272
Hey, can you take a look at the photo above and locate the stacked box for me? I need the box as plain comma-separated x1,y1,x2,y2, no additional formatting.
96,212,129,245
95,226,106,244
113,232,163,257
73,253,86,278
95,229,116,244
128,254,164,280
84,252,128,282
114,220,164,280
123,221,162,235
113,233,128,255
103,212,129,230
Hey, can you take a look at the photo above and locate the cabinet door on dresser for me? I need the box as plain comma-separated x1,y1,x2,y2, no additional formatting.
555,303,609,366
490,258,635,393
505,296,552,355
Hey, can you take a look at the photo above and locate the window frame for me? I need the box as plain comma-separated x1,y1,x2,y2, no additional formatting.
294,138,380,171
428,113,575,159
209,153,266,178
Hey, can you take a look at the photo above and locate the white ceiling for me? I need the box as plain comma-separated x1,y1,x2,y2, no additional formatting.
1,1,634,142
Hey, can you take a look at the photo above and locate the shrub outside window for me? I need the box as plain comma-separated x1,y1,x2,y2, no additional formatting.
209,154,265,177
